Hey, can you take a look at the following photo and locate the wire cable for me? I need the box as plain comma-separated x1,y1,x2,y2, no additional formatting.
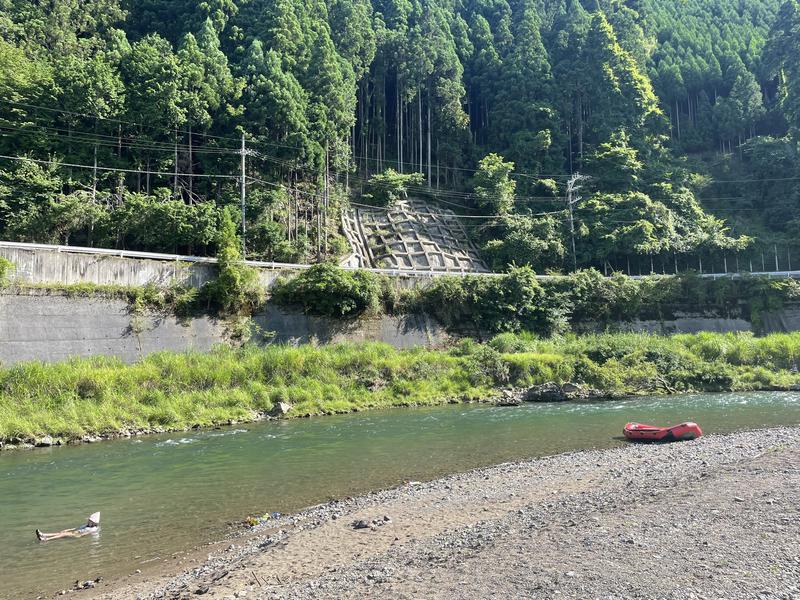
0,154,240,179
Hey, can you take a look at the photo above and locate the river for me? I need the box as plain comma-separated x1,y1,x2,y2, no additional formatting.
1,391,798,599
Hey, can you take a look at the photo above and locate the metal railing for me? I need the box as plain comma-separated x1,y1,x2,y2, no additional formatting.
0,240,502,279
2,240,800,280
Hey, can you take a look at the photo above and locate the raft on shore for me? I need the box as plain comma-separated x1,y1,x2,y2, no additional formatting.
624,421,703,442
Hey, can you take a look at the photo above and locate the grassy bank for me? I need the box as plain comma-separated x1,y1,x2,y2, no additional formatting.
1,331,799,445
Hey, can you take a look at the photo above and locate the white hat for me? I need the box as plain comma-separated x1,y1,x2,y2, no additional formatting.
88,512,100,524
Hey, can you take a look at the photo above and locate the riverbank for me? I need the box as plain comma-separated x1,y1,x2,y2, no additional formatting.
83,426,800,599
2,332,800,448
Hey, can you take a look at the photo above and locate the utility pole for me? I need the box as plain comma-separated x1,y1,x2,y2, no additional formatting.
566,172,590,272
92,119,98,202
92,143,98,202
241,133,247,258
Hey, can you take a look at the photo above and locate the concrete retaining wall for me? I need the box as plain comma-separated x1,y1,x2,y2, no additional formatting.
1,291,799,366
0,245,287,289
3,245,800,365
760,308,800,334
0,245,437,291
582,308,800,336
0,292,451,365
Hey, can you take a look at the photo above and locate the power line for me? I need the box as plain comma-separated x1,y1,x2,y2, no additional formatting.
245,136,571,180
1,99,567,180
0,154,239,179
348,200,567,220
0,117,240,154
251,151,568,206
709,175,800,184
342,149,572,179
0,99,242,148
9,99,800,186
246,174,566,220
0,127,235,156
342,169,568,202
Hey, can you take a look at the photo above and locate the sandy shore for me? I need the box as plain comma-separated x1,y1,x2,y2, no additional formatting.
85,427,800,600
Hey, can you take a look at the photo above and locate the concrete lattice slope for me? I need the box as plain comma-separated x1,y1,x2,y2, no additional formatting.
342,199,489,272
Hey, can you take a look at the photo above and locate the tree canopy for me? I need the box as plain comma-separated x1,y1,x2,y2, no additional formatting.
0,0,797,272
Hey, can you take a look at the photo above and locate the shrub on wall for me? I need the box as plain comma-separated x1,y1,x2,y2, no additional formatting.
271,262,383,318
202,209,265,315
270,264,800,336
0,257,13,287
420,266,567,335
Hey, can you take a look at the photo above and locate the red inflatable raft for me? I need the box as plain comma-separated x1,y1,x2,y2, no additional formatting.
623,422,702,442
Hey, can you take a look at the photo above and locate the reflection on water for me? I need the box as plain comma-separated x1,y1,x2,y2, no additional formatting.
0,391,798,599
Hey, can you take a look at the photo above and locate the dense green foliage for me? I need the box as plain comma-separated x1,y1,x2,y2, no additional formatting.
0,256,13,286
422,268,800,334
360,169,424,207
271,264,800,334
272,261,384,317
201,208,265,314
0,0,799,270
2,333,799,443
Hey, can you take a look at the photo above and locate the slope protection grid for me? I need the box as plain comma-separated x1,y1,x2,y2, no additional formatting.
342,199,489,272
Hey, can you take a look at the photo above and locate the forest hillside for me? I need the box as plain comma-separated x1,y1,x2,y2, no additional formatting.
0,0,799,274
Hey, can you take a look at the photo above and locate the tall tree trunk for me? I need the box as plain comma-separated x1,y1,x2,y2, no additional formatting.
427,83,432,187
188,125,193,200
92,142,98,202
436,137,440,189
668,106,673,140
67,123,73,186
567,118,573,173
687,93,692,126
577,95,584,163
418,90,423,174
382,69,387,173
396,75,402,172
173,129,179,199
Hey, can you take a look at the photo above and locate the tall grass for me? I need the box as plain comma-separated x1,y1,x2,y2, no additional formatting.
2,332,799,443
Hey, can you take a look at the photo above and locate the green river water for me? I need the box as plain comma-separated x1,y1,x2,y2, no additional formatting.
1,391,798,599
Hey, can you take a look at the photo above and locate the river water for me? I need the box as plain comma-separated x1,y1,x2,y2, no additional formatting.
1,391,798,598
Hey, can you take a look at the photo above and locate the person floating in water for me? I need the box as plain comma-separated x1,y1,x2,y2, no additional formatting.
36,512,100,541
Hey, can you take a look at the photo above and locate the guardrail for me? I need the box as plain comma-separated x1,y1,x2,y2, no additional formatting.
0,240,502,278
2,240,800,280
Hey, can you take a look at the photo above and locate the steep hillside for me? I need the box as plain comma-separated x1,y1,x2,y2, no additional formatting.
0,0,797,272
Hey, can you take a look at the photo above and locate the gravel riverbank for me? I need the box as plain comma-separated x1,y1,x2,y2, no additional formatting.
87,427,800,600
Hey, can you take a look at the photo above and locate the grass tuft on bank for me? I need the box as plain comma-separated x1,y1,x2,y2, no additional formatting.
1,332,800,444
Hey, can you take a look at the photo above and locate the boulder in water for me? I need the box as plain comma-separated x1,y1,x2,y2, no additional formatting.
495,390,524,406
524,382,566,402
271,402,293,416
523,382,606,402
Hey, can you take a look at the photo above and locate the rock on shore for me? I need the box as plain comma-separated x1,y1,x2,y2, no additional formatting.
496,382,606,405
87,427,800,600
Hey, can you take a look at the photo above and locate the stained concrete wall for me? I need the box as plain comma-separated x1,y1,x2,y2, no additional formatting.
582,307,800,336
0,245,438,291
0,245,285,288
2,291,799,366
0,292,451,365
254,307,445,349
760,308,800,333
3,246,800,365
0,292,226,364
